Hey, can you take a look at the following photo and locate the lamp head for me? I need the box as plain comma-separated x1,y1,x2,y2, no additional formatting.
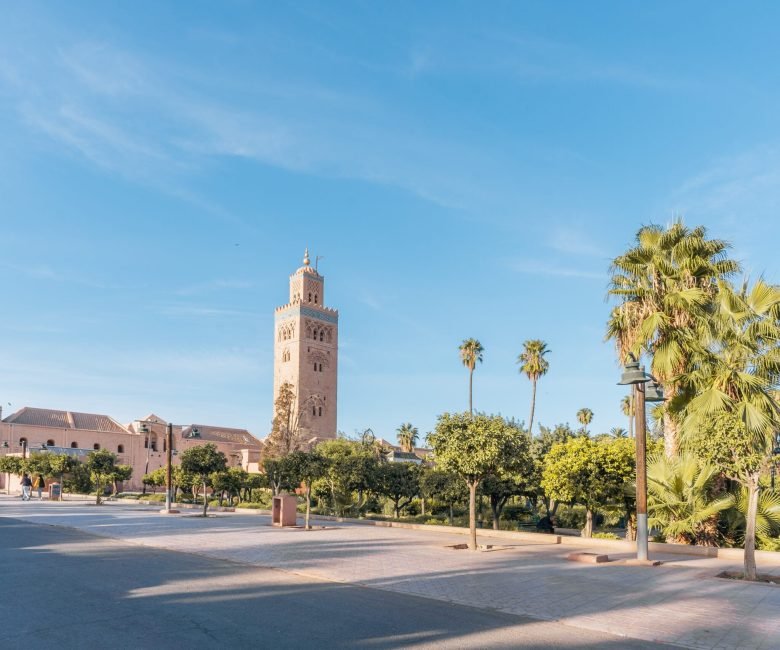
645,379,665,403
618,361,650,385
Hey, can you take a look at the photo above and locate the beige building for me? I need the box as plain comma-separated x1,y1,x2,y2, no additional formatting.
0,407,262,491
273,249,338,441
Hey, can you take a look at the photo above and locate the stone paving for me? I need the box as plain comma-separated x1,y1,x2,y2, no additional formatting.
4,498,780,649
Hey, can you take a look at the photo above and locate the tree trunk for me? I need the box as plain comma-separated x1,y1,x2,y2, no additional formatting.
468,481,478,551
449,504,454,526
202,480,209,517
305,483,311,530
529,379,537,435
625,512,636,541
95,483,102,505
491,502,500,530
421,497,425,517
744,476,760,581
469,369,473,415
662,406,678,458
584,508,593,538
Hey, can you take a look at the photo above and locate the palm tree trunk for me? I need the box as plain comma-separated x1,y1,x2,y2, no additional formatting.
744,476,760,580
468,481,478,550
529,379,537,435
469,368,473,415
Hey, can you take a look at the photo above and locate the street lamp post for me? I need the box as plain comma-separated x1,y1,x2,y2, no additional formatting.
137,419,186,515
619,359,664,563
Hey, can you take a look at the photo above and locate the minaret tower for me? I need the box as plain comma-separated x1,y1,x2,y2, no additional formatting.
273,249,338,441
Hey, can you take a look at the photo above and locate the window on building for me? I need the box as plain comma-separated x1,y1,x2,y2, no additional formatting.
308,292,312,302
118,445,124,453
318,406,322,416
319,363,323,372
93,443,100,450
46,439,55,447
312,406,316,416
320,331,324,341
71,441,78,448
314,294,318,304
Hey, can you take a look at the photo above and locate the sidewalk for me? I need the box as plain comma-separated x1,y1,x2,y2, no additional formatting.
3,498,779,649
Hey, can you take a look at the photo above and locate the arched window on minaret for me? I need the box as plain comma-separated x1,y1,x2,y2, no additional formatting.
314,294,318,304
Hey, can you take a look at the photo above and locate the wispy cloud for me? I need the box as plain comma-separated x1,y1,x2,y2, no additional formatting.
175,279,254,297
506,258,605,280
548,226,607,257
159,304,259,318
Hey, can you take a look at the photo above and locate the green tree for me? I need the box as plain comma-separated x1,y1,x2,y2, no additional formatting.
111,465,133,495
286,450,328,529
610,427,628,438
517,339,550,435
211,467,247,506
180,444,228,516
262,456,298,496
419,468,466,525
681,279,780,579
459,338,484,415
647,453,734,545
316,439,379,516
428,412,528,550
576,408,594,434
531,423,575,519
85,450,118,505
0,455,23,494
607,221,740,456
396,423,419,453
542,437,635,537
376,462,420,518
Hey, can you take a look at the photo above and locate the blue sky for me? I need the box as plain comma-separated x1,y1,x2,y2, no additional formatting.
2,2,780,442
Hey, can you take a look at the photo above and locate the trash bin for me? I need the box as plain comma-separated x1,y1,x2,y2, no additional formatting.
49,483,61,500
272,494,298,527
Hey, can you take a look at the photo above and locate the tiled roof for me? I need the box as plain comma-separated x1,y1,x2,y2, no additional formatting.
4,407,129,433
180,424,262,447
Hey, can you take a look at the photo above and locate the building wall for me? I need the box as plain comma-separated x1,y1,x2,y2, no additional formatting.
0,421,260,492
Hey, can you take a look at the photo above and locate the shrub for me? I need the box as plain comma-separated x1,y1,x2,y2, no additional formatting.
593,532,621,540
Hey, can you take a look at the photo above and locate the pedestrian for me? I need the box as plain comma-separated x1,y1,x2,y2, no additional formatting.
20,473,32,501
33,474,46,500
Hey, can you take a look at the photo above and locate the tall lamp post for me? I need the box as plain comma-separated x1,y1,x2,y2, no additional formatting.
136,419,191,515
619,359,664,563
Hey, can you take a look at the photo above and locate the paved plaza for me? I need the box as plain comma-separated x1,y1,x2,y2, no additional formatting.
2,498,780,649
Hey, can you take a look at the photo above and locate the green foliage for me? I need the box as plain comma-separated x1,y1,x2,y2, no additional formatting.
0,455,24,477
316,439,379,516
180,443,228,516
517,339,551,434
542,437,635,537
64,462,93,494
428,412,529,484
282,450,328,528
592,532,621,540
85,450,118,504
211,467,248,506
396,423,419,453
428,412,529,549
376,462,420,518
646,453,734,545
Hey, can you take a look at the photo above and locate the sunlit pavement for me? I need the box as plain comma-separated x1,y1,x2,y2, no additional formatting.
2,497,779,649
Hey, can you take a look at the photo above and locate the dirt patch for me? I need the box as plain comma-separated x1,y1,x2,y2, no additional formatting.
716,571,780,586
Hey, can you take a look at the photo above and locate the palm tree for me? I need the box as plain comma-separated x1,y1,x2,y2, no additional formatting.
610,427,628,438
576,408,593,434
682,278,780,579
607,220,740,457
459,338,484,415
621,394,634,438
396,423,419,453
517,339,550,435
647,452,734,545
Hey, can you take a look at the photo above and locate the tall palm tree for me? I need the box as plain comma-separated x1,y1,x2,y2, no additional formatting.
621,394,634,438
396,423,419,453
517,339,550,435
459,338,484,415
610,427,628,438
607,220,740,457
576,408,593,434
683,278,780,579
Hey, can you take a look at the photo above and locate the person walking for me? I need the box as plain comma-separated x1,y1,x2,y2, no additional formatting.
20,473,32,501
33,474,46,500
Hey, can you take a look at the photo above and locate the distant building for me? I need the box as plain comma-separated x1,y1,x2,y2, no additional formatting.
0,407,263,492
273,249,338,442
